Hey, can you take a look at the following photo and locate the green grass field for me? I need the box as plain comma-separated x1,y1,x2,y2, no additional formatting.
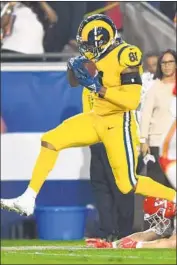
1,240,176,264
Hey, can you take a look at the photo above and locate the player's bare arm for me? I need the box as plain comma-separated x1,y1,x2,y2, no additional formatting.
134,234,176,249
38,2,58,23
123,229,159,242
1,2,16,32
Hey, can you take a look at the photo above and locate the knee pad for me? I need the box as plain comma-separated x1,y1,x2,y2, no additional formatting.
41,131,57,150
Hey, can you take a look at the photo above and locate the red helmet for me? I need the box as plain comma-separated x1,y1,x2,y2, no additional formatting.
143,197,176,235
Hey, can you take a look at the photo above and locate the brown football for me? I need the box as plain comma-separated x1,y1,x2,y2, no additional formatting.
83,61,97,77
67,61,97,87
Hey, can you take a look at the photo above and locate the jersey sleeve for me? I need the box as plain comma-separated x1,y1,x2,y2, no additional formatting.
118,45,142,68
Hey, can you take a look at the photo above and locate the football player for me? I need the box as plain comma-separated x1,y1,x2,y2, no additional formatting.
1,14,176,216
86,196,176,249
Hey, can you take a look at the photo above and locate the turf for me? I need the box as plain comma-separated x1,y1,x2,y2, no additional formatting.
1,240,176,264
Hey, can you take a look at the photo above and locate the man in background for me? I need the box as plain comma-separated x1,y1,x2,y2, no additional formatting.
140,52,159,111
134,52,158,174
45,1,86,54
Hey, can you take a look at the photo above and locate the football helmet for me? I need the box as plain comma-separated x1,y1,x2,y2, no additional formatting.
143,197,176,235
76,14,122,61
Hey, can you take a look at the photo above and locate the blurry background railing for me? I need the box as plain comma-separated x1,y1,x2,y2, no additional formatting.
1,52,79,63
120,2,176,52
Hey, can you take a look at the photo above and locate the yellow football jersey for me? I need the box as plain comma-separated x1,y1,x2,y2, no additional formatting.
93,42,143,116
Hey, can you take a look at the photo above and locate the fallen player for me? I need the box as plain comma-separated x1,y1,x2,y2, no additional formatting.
86,196,176,249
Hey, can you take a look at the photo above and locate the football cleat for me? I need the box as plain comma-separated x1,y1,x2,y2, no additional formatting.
86,238,113,248
1,196,35,216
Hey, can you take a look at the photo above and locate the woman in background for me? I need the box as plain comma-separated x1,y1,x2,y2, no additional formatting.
1,1,57,55
140,49,176,187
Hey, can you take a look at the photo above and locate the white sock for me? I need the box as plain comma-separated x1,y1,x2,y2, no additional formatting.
23,187,37,199
136,241,143,248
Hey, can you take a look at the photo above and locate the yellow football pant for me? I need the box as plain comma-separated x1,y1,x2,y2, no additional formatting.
30,110,175,201
42,111,139,194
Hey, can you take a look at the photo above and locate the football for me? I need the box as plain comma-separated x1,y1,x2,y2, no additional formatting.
83,61,97,77
68,60,97,87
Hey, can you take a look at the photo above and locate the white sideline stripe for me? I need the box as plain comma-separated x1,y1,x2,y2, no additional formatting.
3,250,176,261
1,64,67,71
1,245,85,251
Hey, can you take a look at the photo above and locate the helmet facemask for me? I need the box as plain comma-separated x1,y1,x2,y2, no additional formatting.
76,30,118,61
76,36,101,61
144,208,171,235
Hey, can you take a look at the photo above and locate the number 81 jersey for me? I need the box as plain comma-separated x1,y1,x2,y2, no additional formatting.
94,42,143,116
118,44,142,68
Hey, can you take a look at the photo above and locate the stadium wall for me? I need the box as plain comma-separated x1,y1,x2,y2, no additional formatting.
1,64,94,238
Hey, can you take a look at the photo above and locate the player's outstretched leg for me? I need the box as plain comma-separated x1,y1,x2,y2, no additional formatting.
135,176,176,203
103,112,176,204
1,113,99,216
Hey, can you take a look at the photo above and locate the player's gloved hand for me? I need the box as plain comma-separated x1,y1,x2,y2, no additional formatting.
67,56,91,80
85,238,113,248
118,237,137,249
80,74,102,93
67,56,102,92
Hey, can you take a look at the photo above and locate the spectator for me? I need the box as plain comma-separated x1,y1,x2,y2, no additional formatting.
90,143,135,240
82,88,134,240
106,2,123,32
143,52,159,74
136,52,158,125
140,49,176,186
141,52,159,107
45,2,87,54
1,1,57,55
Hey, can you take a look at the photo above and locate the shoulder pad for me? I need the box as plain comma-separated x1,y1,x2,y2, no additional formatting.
118,45,142,67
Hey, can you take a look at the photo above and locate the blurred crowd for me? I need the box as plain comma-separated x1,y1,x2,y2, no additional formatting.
1,1,176,59
0,1,121,58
